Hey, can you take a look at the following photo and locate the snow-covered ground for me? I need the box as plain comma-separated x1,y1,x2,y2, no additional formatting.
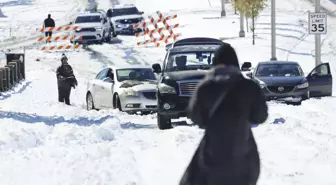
0,0,336,184
0,0,87,44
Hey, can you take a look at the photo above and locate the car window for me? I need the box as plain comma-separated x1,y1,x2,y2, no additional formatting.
165,51,214,72
312,64,329,76
111,7,139,16
75,15,101,23
255,64,303,77
116,68,156,82
96,68,109,80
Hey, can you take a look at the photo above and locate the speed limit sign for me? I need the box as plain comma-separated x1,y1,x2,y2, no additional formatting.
309,12,327,34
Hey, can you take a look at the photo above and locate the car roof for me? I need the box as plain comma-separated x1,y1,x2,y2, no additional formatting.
106,65,152,70
112,4,136,9
169,45,220,53
258,61,300,65
77,11,102,17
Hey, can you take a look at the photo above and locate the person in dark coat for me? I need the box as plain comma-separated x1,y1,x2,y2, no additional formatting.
56,54,77,105
179,43,268,185
43,14,55,43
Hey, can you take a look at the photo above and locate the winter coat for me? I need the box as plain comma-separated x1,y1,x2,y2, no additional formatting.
179,66,268,185
44,18,55,28
56,63,77,89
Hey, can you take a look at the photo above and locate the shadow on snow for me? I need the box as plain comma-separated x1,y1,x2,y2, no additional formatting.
0,0,33,7
0,81,32,101
0,110,157,129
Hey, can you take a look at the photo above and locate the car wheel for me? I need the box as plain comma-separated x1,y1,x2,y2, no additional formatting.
106,31,112,42
113,31,117,37
157,113,172,130
86,93,96,111
115,94,122,111
302,91,310,100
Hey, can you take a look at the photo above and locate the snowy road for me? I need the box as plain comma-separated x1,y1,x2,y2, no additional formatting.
0,0,336,184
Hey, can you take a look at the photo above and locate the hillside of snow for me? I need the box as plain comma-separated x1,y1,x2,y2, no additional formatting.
0,0,87,43
0,0,336,184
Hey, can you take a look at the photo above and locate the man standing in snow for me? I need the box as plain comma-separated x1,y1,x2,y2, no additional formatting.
179,43,268,185
43,14,55,43
56,54,77,105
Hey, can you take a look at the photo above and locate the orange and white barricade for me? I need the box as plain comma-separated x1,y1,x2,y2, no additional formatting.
135,11,181,47
37,25,82,51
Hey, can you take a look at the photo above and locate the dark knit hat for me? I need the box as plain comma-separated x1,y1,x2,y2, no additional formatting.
212,43,240,68
61,54,68,63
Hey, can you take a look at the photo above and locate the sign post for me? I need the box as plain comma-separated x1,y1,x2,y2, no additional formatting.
308,4,327,66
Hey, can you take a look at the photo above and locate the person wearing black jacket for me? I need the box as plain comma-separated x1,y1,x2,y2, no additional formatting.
43,14,55,43
179,43,268,185
56,54,77,105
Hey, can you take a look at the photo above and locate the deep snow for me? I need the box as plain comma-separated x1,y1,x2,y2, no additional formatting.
0,0,336,184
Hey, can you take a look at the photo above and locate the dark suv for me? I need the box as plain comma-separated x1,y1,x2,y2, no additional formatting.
151,37,224,129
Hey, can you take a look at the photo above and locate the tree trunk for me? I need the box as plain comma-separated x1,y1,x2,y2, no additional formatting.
252,16,255,45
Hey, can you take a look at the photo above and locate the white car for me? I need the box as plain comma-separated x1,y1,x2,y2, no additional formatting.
70,10,112,44
86,65,158,114
106,4,144,35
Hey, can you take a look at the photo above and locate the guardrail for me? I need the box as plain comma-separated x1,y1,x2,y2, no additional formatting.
0,53,25,93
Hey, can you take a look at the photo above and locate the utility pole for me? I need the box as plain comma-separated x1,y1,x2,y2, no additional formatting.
239,13,245,37
221,0,226,17
270,0,277,60
315,0,321,66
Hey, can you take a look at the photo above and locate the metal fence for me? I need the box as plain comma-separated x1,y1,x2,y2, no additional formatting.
0,53,25,92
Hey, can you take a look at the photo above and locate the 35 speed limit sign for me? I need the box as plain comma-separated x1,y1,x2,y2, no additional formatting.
308,12,327,34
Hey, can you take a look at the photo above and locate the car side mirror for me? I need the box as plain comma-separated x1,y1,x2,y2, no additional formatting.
241,62,252,71
139,11,144,14
69,22,72,25
152,63,161,73
103,77,114,83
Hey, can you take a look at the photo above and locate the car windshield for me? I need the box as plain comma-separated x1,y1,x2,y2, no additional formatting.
75,15,101,23
111,7,139,16
165,51,214,72
255,63,303,77
116,68,156,82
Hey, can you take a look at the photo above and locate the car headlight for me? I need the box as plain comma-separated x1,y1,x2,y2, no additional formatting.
297,82,309,89
259,81,266,89
95,27,102,30
158,83,176,94
123,89,138,96
75,27,81,31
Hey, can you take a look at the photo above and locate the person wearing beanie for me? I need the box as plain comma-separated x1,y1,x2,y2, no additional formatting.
56,54,77,105
179,43,268,185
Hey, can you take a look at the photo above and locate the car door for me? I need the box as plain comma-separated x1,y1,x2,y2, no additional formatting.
306,63,333,97
94,68,110,106
100,68,115,108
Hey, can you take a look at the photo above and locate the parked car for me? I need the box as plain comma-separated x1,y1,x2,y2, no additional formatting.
106,4,144,35
241,60,333,104
70,10,113,44
152,37,224,129
86,65,158,114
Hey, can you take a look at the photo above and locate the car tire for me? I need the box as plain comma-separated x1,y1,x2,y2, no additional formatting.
302,91,310,100
106,32,112,42
114,94,122,111
157,113,172,130
86,92,97,111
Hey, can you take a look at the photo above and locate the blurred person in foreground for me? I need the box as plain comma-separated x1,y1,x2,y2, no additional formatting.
56,54,77,105
179,43,268,185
